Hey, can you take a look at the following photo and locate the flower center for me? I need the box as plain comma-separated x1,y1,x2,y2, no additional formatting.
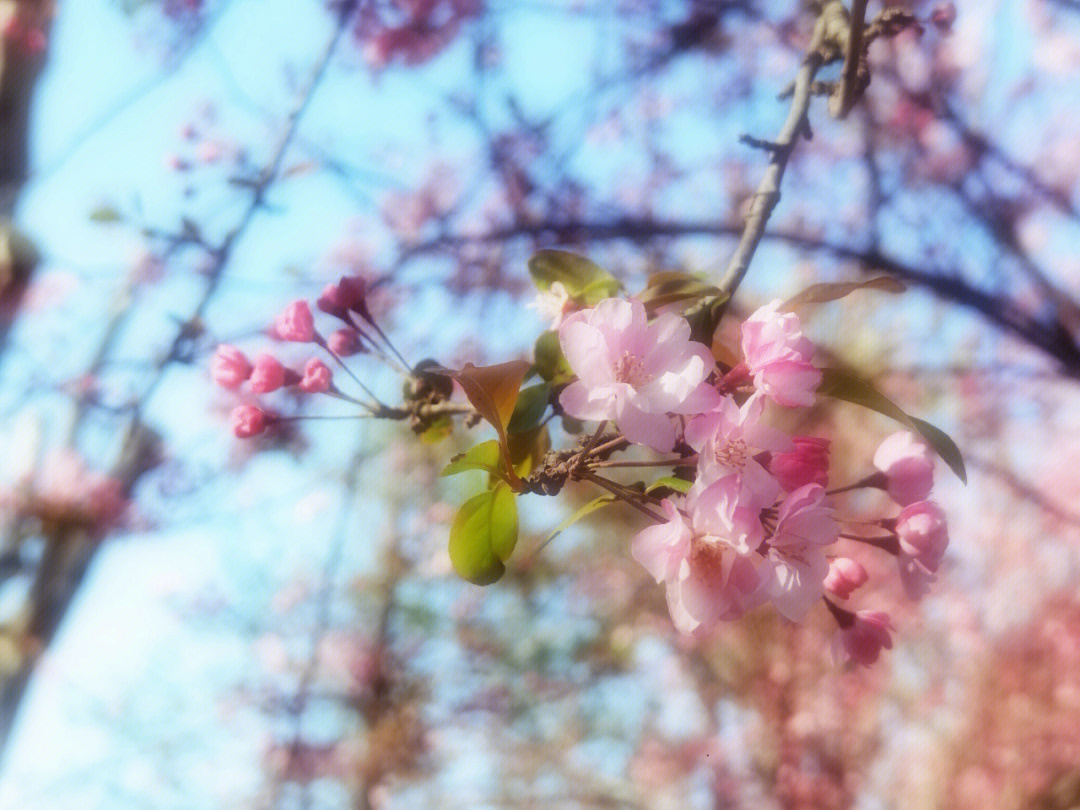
713,438,749,470
614,351,652,387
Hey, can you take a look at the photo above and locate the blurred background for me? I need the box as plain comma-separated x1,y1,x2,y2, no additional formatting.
1,0,1079,807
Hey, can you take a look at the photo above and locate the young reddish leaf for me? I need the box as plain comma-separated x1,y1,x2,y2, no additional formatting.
784,277,906,309
448,483,519,585
429,360,530,490
818,367,967,483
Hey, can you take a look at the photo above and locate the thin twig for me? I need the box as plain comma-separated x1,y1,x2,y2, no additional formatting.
581,472,664,522
831,0,868,119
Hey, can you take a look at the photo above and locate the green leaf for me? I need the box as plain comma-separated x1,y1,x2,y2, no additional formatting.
646,476,692,495
506,425,550,479
528,250,622,304
89,204,124,224
441,440,505,479
542,495,617,545
784,277,906,309
533,331,573,384
818,368,967,484
507,383,550,434
448,484,519,585
637,271,722,314
419,415,453,443
683,293,731,349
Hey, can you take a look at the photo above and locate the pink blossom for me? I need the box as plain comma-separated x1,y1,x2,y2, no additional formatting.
231,405,268,438
327,328,364,356
740,299,821,407
250,353,287,393
558,298,719,452
897,552,936,600
873,430,934,505
317,282,349,318
769,436,829,491
326,328,365,356
685,393,790,494
833,610,894,667
895,500,948,572
274,300,316,343
824,557,868,600
210,344,253,389
630,490,767,636
688,469,777,556
762,483,838,620
299,358,333,393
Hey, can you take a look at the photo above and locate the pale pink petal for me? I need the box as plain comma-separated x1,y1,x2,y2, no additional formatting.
615,397,676,452
559,381,617,422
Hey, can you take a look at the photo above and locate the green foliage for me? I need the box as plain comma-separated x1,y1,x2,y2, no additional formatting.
646,476,692,495
542,495,617,545
448,483,519,585
528,249,622,304
88,204,124,224
533,331,573,385
818,367,967,483
507,383,550,434
441,440,506,481
636,271,723,314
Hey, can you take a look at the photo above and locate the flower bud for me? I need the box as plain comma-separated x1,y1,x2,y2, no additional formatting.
299,358,332,393
274,300,315,342
769,436,829,491
250,353,287,393
210,344,252,389
327,328,364,356
873,430,934,506
833,610,894,667
895,500,948,572
231,405,268,438
824,557,867,600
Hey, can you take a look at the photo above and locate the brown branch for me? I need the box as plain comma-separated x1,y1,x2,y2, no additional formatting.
830,0,867,119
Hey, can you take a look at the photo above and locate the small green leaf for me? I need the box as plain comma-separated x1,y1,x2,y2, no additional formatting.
533,331,573,384
441,440,505,479
818,368,967,484
419,415,453,443
448,484,519,585
506,425,550,478
89,204,124,224
646,476,692,495
528,250,622,304
507,383,550,434
542,495,617,545
683,293,731,348
784,277,906,309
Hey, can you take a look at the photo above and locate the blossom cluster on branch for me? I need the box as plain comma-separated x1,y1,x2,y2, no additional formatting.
210,250,964,668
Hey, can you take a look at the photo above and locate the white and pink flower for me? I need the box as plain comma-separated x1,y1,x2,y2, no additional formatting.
685,393,791,494
740,299,821,407
558,298,719,452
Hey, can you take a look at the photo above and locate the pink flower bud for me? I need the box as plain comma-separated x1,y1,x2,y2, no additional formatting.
895,500,948,572
274,300,316,342
769,436,829,491
231,405,268,438
210,344,253,389
740,300,821,407
299,358,332,393
873,431,934,505
833,610,894,667
824,557,868,600
317,283,348,318
250,353,287,393
327,328,364,356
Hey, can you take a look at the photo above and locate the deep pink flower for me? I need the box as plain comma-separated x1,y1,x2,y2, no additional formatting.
824,557,868,600
895,500,948,572
274,300,316,342
232,405,268,438
685,393,790,494
210,344,252,389
327,328,364,356
762,483,838,620
317,282,349,318
558,298,719,452
833,610,894,667
769,436,829,491
250,353,287,393
299,358,333,393
874,431,934,506
740,299,821,407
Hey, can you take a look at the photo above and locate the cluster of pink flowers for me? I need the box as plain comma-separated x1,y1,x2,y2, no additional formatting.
210,274,384,438
556,296,950,666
